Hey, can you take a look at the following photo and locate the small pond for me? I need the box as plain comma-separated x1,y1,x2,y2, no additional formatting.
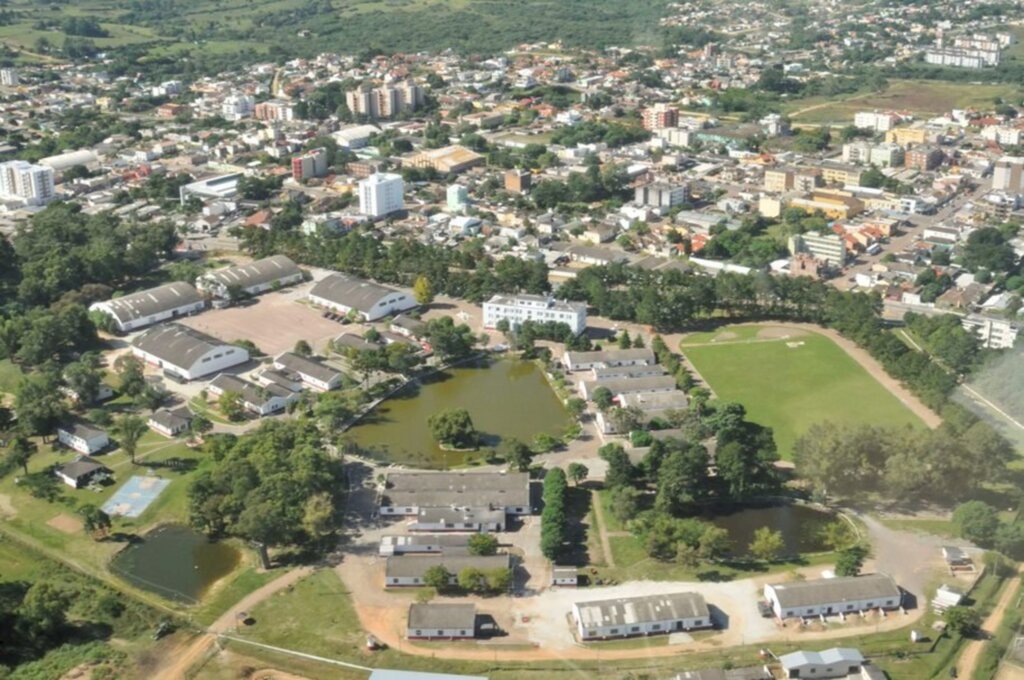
111,524,240,603
344,358,571,468
705,503,834,558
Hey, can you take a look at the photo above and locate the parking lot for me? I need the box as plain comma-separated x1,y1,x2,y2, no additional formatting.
179,281,346,357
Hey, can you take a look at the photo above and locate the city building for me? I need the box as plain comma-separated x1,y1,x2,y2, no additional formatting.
196,255,303,299
89,282,205,333
346,81,424,120
982,126,1022,147
842,142,905,168
358,172,405,217
0,68,18,86
446,184,469,211
483,294,587,335
308,272,417,322
57,421,110,455
407,604,477,640
788,230,847,265
993,157,1024,193
178,173,242,206
635,182,688,208
332,124,381,149
853,111,900,132
764,168,794,193
905,146,944,171
131,322,250,381
505,169,532,193
763,573,901,619
254,100,295,121
643,103,679,131
221,94,255,120
572,592,712,640
961,314,1019,349
789,190,864,221
0,160,55,206
404,145,484,174
291,147,329,181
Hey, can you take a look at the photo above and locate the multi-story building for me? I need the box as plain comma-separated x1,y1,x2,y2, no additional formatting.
635,181,688,208
643,103,679,131
981,126,1022,147
0,68,18,86
819,163,863,186
788,230,847,265
905,146,944,171
505,169,532,194
763,168,794,193
221,94,255,120
483,293,587,335
291,147,329,181
0,160,55,206
446,184,469,211
853,111,899,132
962,315,1019,349
842,142,905,168
993,157,1024,193
885,127,930,146
358,172,405,217
346,81,424,120
254,100,295,122
925,35,1002,69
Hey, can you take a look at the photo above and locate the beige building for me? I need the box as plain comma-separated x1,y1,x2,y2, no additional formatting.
404,145,484,174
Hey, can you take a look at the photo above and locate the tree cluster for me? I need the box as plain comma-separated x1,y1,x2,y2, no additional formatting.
540,467,568,560
952,501,1024,559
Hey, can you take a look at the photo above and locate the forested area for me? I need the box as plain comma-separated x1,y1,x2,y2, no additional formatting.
187,421,345,550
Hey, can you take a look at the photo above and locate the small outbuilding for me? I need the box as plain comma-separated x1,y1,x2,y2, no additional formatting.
552,567,578,587
778,647,866,679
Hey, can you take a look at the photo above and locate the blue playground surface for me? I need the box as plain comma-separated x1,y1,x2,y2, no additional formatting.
102,476,170,518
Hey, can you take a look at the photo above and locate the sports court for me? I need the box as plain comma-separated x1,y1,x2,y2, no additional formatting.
102,476,170,518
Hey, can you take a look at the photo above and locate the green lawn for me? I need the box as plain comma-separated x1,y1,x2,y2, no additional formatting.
682,326,923,457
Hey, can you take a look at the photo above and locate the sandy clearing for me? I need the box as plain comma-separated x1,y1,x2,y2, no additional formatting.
0,493,16,518
757,327,807,340
47,513,83,534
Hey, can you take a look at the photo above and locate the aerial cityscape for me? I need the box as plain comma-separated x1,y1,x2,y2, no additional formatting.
2,1,1024,679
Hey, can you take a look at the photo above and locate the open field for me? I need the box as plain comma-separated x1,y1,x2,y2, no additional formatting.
681,325,923,456
784,79,1024,125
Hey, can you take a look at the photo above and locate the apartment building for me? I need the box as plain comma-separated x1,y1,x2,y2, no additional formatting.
635,181,688,208
0,68,18,86
346,81,424,120
853,111,900,132
788,230,847,265
254,99,295,122
483,294,587,335
993,157,1024,193
291,147,329,181
643,103,679,131
0,160,55,206
358,172,405,217
905,146,944,171
221,94,255,120
842,142,904,167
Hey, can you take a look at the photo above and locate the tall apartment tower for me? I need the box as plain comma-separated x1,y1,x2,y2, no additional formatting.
358,172,405,217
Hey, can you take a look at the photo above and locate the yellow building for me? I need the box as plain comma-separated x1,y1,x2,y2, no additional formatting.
763,168,794,192
819,163,863,186
885,127,929,145
404,145,485,174
790,189,864,220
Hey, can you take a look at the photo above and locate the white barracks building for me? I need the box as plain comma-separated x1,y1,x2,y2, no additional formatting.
483,294,587,335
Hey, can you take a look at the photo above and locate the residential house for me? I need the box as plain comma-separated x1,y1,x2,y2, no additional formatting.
273,352,343,391
57,421,109,455
208,374,297,416
55,457,111,489
580,375,677,401
148,407,194,437
778,648,868,680
563,348,656,372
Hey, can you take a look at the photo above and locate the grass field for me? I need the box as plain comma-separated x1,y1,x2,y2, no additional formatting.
783,79,1024,125
681,325,923,457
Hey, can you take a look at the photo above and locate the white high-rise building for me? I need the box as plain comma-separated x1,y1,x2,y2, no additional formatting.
221,94,255,121
0,68,18,86
0,161,55,206
358,173,404,217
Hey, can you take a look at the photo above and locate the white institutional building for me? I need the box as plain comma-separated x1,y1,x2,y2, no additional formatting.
483,294,587,335
0,160,55,206
359,172,405,218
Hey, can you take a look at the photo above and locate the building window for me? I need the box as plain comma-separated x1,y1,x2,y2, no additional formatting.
651,624,661,630
807,609,814,614
415,630,421,635
867,602,874,607
630,626,640,633
694,620,702,626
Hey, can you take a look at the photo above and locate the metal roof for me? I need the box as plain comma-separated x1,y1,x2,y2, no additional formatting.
381,472,530,510
309,273,406,314
767,574,900,610
779,648,865,670
574,592,709,628
200,255,301,291
273,352,341,383
132,322,241,371
407,603,476,630
94,282,202,325
385,554,510,579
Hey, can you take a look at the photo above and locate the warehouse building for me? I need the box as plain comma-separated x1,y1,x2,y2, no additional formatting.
131,322,249,381
89,282,205,333
763,573,901,620
572,592,712,640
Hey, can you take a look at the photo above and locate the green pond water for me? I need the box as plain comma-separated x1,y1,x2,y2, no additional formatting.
704,503,834,558
344,358,571,467
111,524,240,604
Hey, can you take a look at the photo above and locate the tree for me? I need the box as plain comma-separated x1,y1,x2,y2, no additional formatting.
617,330,632,349
567,462,589,486
218,390,245,422
600,443,635,489
834,544,868,576
608,406,644,435
610,485,644,524
77,503,112,540
425,316,477,361
293,339,313,357
698,525,731,561
413,276,435,305
14,375,67,438
963,227,1015,273
19,581,72,639
301,492,336,540
63,360,103,405
748,527,785,562
504,437,534,471
114,354,146,397
944,606,982,637
114,414,147,464
486,567,512,593
994,523,1024,560
953,501,1000,546
457,567,488,592
655,446,711,515
423,565,452,590
135,384,169,412
591,386,614,411
427,408,478,449
820,520,856,551
565,397,587,419
189,414,213,441
7,435,37,476
468,533,499,556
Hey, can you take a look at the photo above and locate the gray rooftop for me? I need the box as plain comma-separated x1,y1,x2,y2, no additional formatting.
210,373,291,406
334,333,380,353
407,603,476,630
583,375,678,395
768,574,900,610
385,554,511,579
672,667,771,680
413,507,506,526
148,407,192,430
382,472,530,510
565,347,655,367
619,390,690,411
132,322,239,369
310,273,407,313
59,421,106,440
574,592,709,628
200,255,301,290
94,282,202,325
56,457,110,480
779,648,865,670
274,352,341,383
381,534,471,550
485,293,586,314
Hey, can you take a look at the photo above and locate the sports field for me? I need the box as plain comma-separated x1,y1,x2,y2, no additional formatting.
681,325,923,458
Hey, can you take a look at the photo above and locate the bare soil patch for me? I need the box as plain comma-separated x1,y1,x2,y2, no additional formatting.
0,493,16,518
758,327,807,340
47,513,83,534
713,330,738,341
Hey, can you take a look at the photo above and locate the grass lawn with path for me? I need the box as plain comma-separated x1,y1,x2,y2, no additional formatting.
681,325,923,457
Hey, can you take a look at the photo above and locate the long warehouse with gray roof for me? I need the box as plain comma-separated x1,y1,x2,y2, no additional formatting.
308,272,417,321
89,282,205,332
196,254,303,299
572,592,712,640
764,573,901,619
379,471,531,517
131,322,249,380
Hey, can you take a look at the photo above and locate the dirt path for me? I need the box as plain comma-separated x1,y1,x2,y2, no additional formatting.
669,322,941,428
150,566,314,680
590,489,616,568
956,568,1023,679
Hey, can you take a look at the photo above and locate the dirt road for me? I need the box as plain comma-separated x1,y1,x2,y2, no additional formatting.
151,566,314,680
956,568,1023,680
